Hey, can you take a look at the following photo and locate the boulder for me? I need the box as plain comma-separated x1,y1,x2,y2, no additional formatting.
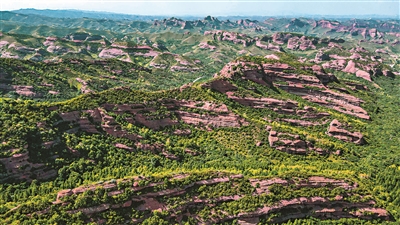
355,70,372,82
327,119,365,144
342,60,357,73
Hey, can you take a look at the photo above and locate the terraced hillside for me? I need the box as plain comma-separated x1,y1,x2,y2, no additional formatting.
1,9,400,224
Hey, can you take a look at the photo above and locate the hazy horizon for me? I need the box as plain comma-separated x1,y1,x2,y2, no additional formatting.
1,0,399,18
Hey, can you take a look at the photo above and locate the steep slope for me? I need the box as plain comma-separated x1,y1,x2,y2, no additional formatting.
1,53,399,224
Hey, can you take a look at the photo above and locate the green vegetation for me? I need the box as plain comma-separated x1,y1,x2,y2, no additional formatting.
0,9,400,224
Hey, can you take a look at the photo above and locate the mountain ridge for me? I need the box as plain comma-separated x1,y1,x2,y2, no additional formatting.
1,10,400,224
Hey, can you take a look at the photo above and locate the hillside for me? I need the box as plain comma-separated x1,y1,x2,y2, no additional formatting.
1,9,400,224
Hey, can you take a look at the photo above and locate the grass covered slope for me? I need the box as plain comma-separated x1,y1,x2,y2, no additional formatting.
0,54,400,224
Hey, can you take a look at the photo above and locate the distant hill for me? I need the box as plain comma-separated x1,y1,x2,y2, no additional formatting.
12,8,203,21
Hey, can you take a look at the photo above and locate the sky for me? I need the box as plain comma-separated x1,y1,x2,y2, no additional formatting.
1,0,399,17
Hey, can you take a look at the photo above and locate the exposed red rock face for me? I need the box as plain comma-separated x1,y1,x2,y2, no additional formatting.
219,198,391,224
75,78,93,94
355,70,372,81
114,143,134,151
255,40,283,52
349,53,362,60
341,60,372,82
0,40,9,47
7,43,35,53
216,60,370,120
170,65,199,72
342,60,357,73
322,59,347,71
99,48,127,58
149,62,167,69
58,100,247,138
208,78,332,126
287,36,316,51
60,109,101,133
231,93,297,108
134,142,178,160
175,100,248,128
317,20,339,29
368,28,377,38
272,32,292,45
198,42,216,51
327,119,365,145
0,150,57,182
204,30,254,47
0,84,42,97
267,126,328,155
350,46,369,53
49,173,391,224
43,37,57,46
250,176,357,195
177,110,247,128
264,54,280,60
46,45,68,54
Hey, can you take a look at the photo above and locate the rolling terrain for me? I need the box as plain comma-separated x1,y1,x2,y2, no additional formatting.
0,9,400,224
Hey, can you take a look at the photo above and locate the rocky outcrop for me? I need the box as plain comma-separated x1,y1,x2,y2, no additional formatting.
0,149,57,182
355,70,372,81
0,84,42,97
230,95,298,113
99,48,127,58
255,40,283,52
0,40,9,48
170,65,200,72
209,78,332,124
250,176,357,195
176,110,246,128
7,43,35,53
341,60,372,81
215,197,391,224
287,36,316,51
327,119,365,145
114,143,134,151
198,42,216,51
217,60,369,120
322,59,347,71
342,60,357,73
47,173,391,224
267,126,328,155
75,78,92,94
272,33,292,45
1,51,20,59
43,37,57,46
204,30,254,47
264,54,280,60
58,100,248,136
317,20,339,29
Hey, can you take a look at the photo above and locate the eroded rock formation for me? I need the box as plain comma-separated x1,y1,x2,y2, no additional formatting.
327,119,365,145
216,60,370,120
267,126,328,155
45,173,391,224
